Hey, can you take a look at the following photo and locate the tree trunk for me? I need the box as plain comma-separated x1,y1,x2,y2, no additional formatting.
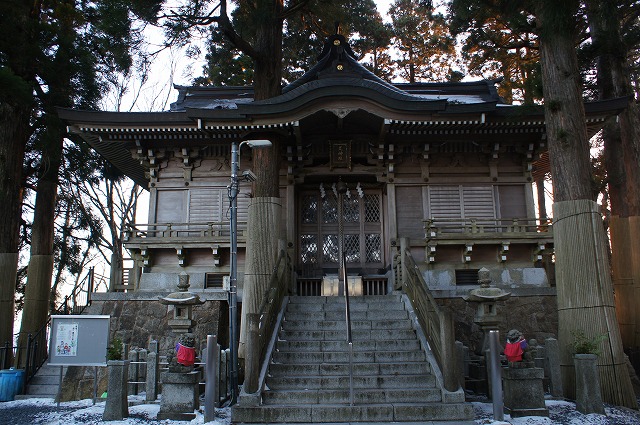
0,101,30,356
235,0,284,363
537,3,592,203
537,0,637,408
587,0,640,217
587,0,640,352
17,124,63,367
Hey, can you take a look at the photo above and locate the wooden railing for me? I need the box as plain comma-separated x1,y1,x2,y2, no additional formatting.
400,245,458,392
123,221,247,240
244,248,291,393
424,217,552,237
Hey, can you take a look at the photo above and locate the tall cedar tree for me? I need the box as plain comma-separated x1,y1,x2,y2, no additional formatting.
193,0,391,86
449,0,541,103
389,0,459,83
1,0,161,363
586,0,640,217
451,0,637,407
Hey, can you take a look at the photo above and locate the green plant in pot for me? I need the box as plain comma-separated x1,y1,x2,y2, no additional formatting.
107,337,123,361
571,330,606,356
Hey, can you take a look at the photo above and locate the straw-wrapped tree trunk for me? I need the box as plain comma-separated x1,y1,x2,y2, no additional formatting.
537,0,637,408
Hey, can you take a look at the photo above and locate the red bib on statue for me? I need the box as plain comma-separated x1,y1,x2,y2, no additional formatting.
505,341,524,362
176,343,196,366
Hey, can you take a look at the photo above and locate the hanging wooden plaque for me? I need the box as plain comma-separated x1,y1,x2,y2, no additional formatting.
330,140,352,170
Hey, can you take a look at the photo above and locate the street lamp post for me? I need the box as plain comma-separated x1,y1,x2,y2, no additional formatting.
228,139,272,405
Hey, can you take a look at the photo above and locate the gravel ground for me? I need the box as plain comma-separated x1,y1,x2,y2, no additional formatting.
0,395,639,425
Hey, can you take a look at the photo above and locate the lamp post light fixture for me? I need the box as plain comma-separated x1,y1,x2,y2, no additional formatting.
228,139,272,405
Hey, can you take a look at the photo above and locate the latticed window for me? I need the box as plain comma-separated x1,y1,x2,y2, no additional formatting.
322,234,338,263
343,197,360,223
365,234,382,262
364,194,380,222
344,234,361,263
322,197,338,223
301,196,317,224
298,188,384,270
300,234,318,264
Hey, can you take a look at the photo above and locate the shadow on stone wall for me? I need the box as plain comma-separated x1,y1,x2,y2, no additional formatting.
441,295,559,354
58,299,224,402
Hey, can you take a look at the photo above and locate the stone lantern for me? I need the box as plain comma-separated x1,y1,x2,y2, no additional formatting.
158,272,204,334
157,273,204,421
464,267,511,354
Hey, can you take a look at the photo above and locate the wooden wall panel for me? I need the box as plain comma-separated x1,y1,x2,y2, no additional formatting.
396,186,424,238
498,185,527,218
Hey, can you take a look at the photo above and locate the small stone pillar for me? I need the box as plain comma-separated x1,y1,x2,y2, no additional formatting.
157,370,200,420
128,349,139,395
545,338,563,398
503,367,549,417
574,354,604,414
103,360,129,421
146,350,159,402
146,340,159,402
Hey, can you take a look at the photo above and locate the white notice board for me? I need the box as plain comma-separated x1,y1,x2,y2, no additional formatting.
48,315,110,366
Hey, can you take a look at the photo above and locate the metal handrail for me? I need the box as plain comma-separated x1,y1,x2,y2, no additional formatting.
342,251,354,406
24,318,50,386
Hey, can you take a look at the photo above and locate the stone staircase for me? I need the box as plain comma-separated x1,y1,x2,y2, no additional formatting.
232,294,473,423
14,364,65,400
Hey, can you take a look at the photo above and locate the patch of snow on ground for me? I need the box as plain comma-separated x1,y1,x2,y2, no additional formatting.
0,396,231,425
2,394,639,425
473,398,640,425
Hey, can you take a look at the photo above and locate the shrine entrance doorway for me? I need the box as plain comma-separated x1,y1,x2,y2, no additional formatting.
296,185,386,296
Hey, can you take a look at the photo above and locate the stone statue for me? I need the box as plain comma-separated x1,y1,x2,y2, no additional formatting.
505,329,534,367
168,333,197,372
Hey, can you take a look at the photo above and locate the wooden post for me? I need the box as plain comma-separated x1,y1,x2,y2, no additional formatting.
400,238,409,290
440,309,458,392
243,314,260,394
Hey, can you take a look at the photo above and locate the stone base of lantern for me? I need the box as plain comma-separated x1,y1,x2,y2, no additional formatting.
158,371,200,420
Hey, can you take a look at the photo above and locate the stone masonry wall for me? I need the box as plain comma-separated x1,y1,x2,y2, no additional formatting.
440,295,558,354
59,299,225,401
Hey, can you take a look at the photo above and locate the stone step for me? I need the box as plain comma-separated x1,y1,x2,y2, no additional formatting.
268,361,431,377
266,374,435,390
21,383,59,396
286,302,406,313
289,295,402,304
28,374,60,386
276,339,421,353
272,350,426,364
281,319,413,331
232,403,474,423
262,388,442,405
279,329,417,341
285,309,409,321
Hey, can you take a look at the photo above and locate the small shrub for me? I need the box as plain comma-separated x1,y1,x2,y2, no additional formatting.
107,337,123,360
571,330,606,355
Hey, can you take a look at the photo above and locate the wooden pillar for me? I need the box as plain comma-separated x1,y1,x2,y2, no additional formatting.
553,200,636,408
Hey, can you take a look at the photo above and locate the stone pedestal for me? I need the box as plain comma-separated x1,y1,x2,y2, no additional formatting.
503,367,549,417
574,354,604,414
158,371,200,420
103,360,129,421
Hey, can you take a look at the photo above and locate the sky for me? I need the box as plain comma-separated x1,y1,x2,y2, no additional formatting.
111,0,397,113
